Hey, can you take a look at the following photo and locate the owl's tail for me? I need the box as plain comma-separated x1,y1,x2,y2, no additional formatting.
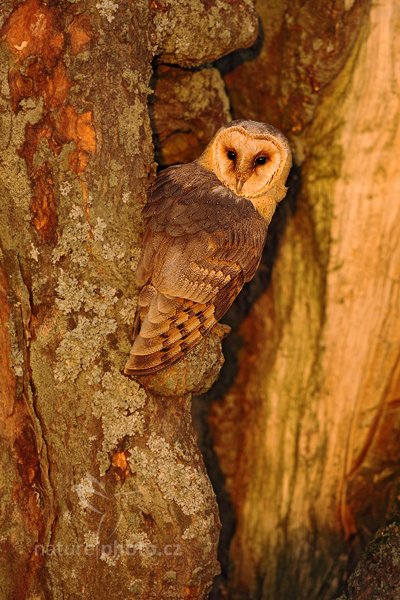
124,286,217,376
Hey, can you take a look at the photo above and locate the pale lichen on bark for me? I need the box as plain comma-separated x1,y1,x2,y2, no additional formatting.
92,369,147,475
0,0,262,596
153,0,258,66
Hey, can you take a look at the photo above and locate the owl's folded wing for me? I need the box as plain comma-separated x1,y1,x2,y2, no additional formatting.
124,164,267,376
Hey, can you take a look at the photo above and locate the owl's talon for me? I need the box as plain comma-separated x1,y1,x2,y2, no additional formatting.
212,323,231,339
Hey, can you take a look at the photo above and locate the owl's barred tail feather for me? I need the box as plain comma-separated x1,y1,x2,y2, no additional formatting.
124,288,217,376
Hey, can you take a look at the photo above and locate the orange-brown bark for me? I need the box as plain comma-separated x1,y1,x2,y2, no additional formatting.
0,0,259,597
207,1,400,598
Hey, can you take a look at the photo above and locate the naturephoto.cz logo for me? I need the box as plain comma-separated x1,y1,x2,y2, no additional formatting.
34,474,182,560
34,541,182,558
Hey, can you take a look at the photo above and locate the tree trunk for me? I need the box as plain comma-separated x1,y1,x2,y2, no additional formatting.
207,0,400,598
2,0,399,598
0,1,258,598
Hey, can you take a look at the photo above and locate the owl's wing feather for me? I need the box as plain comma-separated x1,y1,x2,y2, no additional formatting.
125,163,267,376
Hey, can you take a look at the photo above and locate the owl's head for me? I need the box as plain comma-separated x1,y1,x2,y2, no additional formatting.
198,120,292,219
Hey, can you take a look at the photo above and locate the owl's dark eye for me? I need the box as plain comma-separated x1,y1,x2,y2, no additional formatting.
255,155,268,166
227,150,236,161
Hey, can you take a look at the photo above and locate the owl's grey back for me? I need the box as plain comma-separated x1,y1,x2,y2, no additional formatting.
125,162,268,376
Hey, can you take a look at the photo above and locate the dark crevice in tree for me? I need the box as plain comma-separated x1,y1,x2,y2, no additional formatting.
192,165,301,599
148,56,162,170
154,59,209,72
148,59,198,171
16,254,58,566
215,15,264,77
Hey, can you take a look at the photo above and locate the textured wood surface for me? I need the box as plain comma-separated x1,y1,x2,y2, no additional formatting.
0,1,259,597
210,0,400,598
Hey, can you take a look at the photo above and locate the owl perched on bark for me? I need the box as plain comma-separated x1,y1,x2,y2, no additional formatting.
124,120,291,376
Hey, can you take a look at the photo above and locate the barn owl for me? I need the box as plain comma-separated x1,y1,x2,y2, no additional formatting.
124,120,292,376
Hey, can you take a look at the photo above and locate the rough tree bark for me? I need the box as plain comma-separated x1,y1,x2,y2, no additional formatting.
0,1,257,598
2,0,399,598
337,522,400,600
208,0,400,598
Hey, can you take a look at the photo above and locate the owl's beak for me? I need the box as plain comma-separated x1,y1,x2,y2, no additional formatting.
235,174,250,195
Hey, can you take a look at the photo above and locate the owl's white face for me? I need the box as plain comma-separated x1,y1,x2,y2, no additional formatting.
211,126,288,199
